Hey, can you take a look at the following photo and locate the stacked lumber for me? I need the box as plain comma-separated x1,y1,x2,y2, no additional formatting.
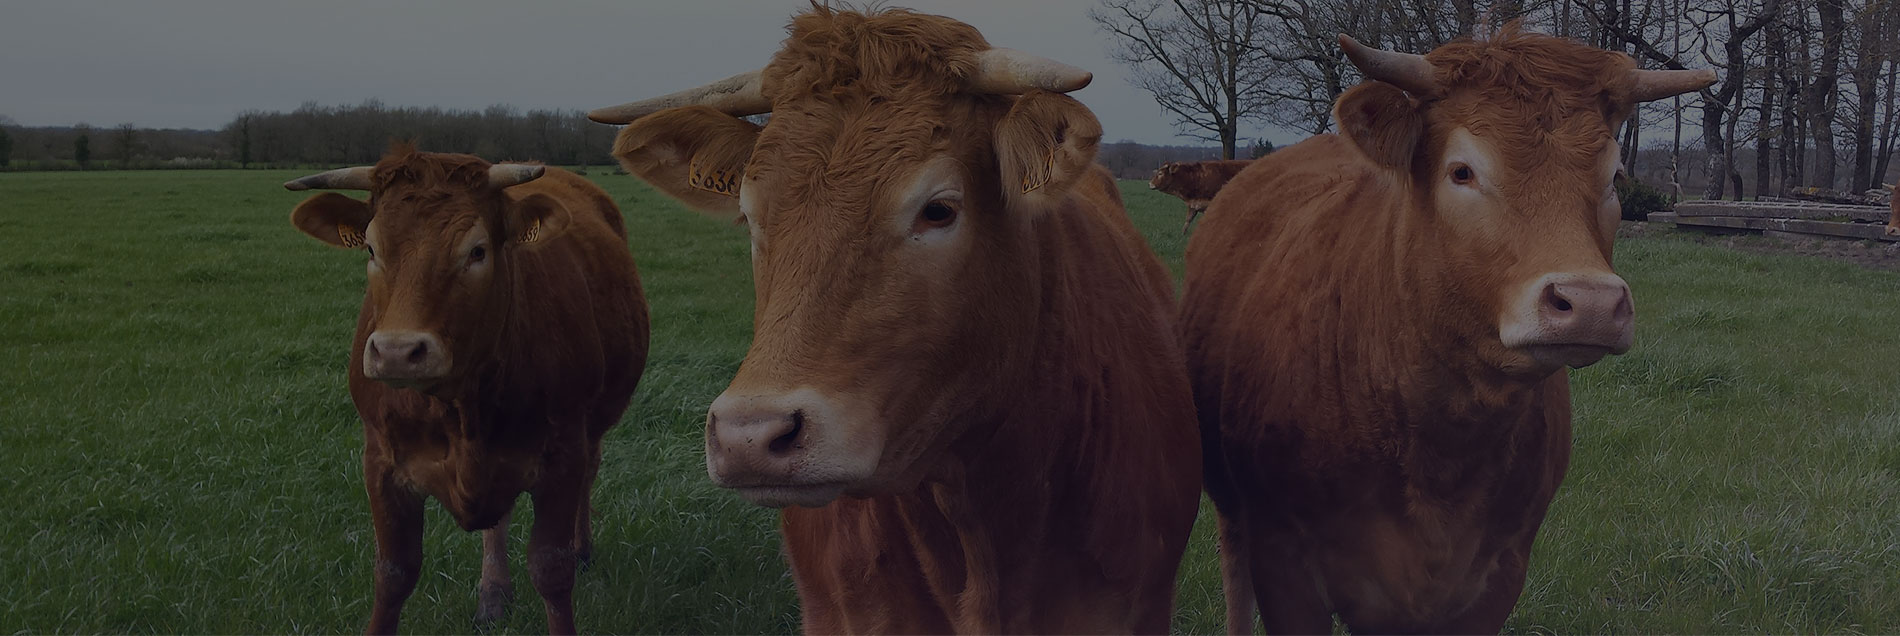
1648,199,1897,242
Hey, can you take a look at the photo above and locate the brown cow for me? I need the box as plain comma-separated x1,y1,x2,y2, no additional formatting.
1181,28,1714,634
282,146,648,634
590,7,1200,634
1150,159,1251,232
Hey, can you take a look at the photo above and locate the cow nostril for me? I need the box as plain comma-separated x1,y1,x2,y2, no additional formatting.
768,410,805,456
404,340,430,364
1543,285,1573,313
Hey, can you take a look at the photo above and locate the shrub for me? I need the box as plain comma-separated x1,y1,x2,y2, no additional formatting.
1617,177,1672,221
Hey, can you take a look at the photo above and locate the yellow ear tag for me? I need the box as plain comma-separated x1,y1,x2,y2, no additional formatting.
688,158,741,197
337,225,365,248
1020,148,1056,194
520,218,541,244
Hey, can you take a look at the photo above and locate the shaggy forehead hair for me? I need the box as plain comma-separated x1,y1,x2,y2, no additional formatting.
1424,24,1638,179
750,6,1001,216
372,142,492,195
762,6,989,105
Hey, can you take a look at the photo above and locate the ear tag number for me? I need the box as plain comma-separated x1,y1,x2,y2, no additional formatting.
337,225,365,248
689,158,741,197
520,218,541,244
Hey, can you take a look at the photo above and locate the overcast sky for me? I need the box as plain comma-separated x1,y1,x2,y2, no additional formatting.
0,0,1291,147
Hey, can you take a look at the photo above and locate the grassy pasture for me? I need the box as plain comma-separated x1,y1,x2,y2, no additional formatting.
1,169,1897,634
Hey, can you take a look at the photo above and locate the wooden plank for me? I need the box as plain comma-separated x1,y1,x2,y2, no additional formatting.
1673,200,1889,223
1660,214,1899,242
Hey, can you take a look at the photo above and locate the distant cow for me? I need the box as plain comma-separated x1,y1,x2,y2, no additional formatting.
283,147,648,634
1150,160,1250,231
1181,28,1714,633
590,7,1200,633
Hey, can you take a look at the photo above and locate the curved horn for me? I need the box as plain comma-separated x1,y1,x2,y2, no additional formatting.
588,70,770,124
969,48,1093,94
283,166,373,191
1337,34,1439,97
488,164,546,189
1628,68,1718,103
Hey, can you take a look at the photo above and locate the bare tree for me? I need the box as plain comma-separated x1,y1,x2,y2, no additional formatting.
1805,0,1846,188
1846,0,1893,190
112,123,139,169
1093,0,1279,158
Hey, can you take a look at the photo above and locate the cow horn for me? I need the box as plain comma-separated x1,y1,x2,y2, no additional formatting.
587,70,770,124
284,166,373,191
488,164,546,189
969,48,1093,94
1337,34,1439,97
1628,68,1718,103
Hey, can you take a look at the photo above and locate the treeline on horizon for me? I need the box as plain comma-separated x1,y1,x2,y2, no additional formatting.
0,102,1230,180
4,101,1885,191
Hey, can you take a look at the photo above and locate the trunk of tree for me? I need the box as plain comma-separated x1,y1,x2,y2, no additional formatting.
1699,0,1782,200
1878,51,1899,183
1789,9,1812,188
1624,108,1641,176
1807,0,1845,188
1847,1,1886,191
1726,76,1746,199
1756,22,1780,197
1705,103,1729,200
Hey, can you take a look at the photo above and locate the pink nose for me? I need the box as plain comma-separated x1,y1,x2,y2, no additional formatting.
705,392,813,487
1885,224,1899,237
364,331,448,382
1537,279,1634,351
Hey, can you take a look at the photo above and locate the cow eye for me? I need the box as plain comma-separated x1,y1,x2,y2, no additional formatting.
468,245,487,265
916,199,958,230
1450,164,1476,185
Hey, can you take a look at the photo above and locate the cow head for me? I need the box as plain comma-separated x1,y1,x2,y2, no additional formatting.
1150,162,1181,191
593,7,1101,508
1332,27,1714,375
284,147,570,393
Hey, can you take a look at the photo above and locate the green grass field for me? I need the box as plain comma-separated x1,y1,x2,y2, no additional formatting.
2,169,1897,634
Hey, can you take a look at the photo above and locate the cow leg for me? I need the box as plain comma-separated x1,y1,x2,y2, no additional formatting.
528,478,584,635
1249,533,1333,636
574,439,603,573
474,512,513,626
1216,513,1256,636
1431,547,1531,634
365,464,425,636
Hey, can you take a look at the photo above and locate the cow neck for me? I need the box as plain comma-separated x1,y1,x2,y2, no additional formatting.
1387,204,1551,469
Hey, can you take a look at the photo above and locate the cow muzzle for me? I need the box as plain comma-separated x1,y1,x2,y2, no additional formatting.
1885,224,1899,237
363,330,451,387
704,388,880,509
1498,272,1634,370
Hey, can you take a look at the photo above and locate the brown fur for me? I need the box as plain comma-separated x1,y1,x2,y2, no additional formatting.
289,146,648,634
1183,28,1637,634
613,7,1199,634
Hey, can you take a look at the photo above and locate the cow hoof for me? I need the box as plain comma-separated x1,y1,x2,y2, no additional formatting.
474,583,514,628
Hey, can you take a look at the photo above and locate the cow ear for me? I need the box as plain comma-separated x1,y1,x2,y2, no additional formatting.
505,192,572,247
289,193,374,249
1333,81,1425,169
995,91,1103,209
612,105,760,222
